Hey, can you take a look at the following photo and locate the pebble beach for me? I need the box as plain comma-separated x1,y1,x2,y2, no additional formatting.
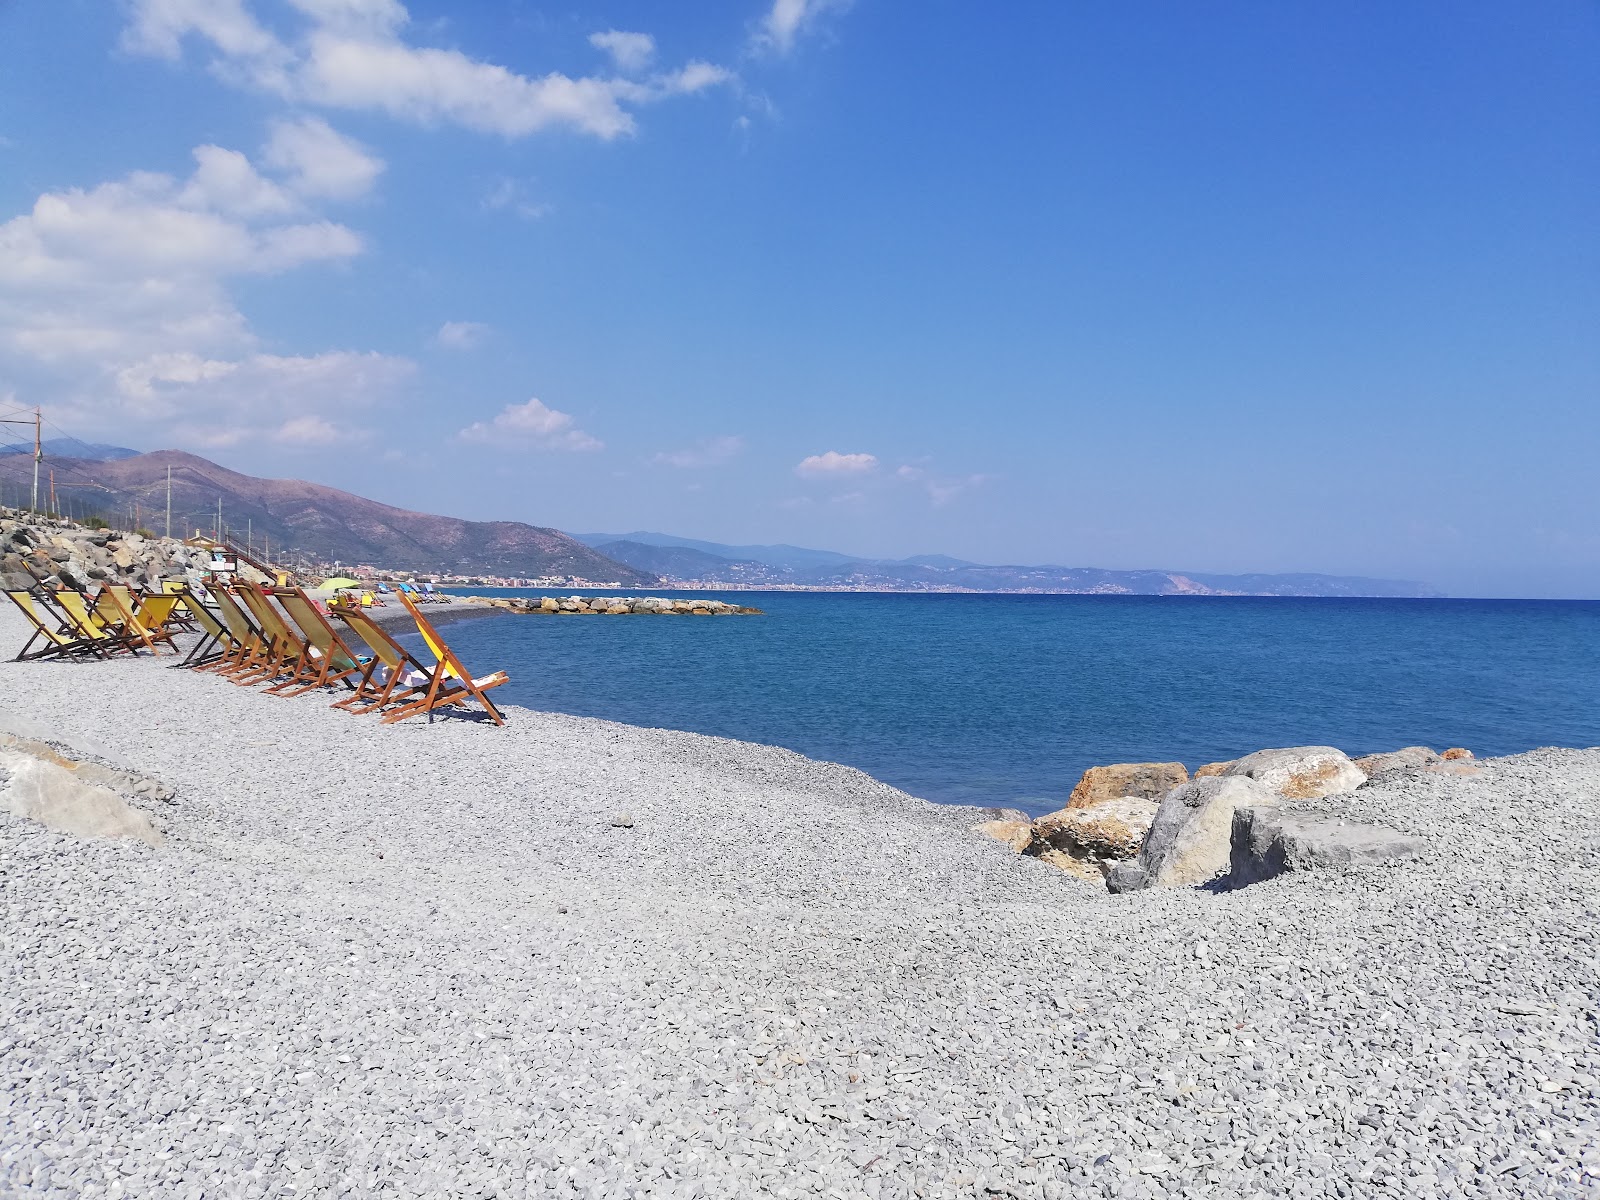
2,603,1597,1199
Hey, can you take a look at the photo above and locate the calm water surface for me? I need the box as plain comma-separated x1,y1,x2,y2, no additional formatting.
432,592,1600,816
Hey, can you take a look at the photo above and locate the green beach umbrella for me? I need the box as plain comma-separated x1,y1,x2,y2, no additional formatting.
320,576,363,590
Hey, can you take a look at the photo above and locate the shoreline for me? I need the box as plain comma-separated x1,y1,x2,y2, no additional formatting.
2,605,1595,1197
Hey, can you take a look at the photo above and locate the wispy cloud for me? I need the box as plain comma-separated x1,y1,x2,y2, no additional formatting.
458,397,602,451
263,115,384,200
123,0,733,142
796,450,876,477
751,0,850,56
897,463,988,506
482,177,551,221
589,30,655,75
654,434,744,468
434,320,488,349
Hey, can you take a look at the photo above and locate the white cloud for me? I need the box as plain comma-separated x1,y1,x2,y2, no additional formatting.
179,145,299,217
0,148,361,371
589,30,655,74
796,450,877,477
659,61,734,95
435,320,488,349
110,350,413,446
482,177,551,221
896,463,988,506
263,115,384,199
653,435,744,468
458,398,602,451
0,143,406,449
753,0,849,56
123,0,734,142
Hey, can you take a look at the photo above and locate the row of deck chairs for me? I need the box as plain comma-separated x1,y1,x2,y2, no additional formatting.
8,581,508,726
7,582,190,659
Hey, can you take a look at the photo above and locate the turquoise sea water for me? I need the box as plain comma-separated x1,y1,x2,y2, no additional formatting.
433,592,1600,816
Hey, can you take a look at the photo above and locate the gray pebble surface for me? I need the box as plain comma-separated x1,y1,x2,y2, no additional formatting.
1,605,1596,1199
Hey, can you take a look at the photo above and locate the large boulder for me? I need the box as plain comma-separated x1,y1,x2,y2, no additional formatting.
1222,746,1366,800
1033,796,1157,861
1193,760,1233,778
1066,761,1188,809
1353,746,1439,776
1227,806,1425,887
1107,776,1279,893
973,819,1034,853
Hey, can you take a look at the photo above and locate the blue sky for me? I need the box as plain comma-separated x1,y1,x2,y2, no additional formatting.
0,2,1595,596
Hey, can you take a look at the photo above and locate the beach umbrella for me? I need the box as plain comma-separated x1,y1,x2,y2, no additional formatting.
320,576,362,590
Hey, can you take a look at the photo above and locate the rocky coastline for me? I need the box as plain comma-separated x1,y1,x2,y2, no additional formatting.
465,593,762,615
980,744,1477,891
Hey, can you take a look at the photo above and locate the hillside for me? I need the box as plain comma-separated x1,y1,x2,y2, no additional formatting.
0,450,656,584
585,532,1442,597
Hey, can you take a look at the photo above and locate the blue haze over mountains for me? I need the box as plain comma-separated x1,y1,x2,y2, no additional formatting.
575,533,1442,598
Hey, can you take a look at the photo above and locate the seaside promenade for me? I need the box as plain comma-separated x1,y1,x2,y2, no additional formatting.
1,602,1596,1198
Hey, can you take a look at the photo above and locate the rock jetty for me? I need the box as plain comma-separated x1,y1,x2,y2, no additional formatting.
981,743,1464,893
1,513,212,594
467,594,762,616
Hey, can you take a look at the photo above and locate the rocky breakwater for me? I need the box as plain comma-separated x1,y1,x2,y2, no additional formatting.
468,594,762,616
1,515,205,594
978,744,1474,891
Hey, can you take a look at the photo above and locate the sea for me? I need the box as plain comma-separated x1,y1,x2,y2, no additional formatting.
433,591,1600,816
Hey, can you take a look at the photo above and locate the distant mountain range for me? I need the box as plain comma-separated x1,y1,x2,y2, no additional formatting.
0,450,655,584
575,531,1442,597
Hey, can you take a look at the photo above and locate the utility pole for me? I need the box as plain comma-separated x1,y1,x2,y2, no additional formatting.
48,469,56,519
165,466,172,539
217,495,222,542
0,406,41,513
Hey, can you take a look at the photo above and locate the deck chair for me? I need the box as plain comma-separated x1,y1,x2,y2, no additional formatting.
328,602,438,716
230,585,308,687
130,593,183,651
55,590,144,655
375,590,507,725
265,587,367,698
93,585,178,654
6,590,109,660
208,587,273,678
159,578,202,631
172,588,238,670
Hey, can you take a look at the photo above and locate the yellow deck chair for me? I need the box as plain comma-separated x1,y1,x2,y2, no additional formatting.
375,590,508,725
6,590,109,660
55,591,142,655
328,602,435,715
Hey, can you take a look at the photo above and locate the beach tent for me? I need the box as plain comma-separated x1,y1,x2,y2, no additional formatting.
320,576,362,590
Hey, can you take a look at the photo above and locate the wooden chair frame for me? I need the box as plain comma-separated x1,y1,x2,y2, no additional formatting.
6,590,109,660
264,587,367,698
376,590,507,726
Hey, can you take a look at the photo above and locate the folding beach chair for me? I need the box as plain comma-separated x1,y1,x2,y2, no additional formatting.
93,584,178,654
265,587,367,698
172,587,238,670
5,590,108,660
377,590,508,726
230,585,308,687
159,578,202,632
54,591,144,655
208,586,273,679
328,601,438,716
